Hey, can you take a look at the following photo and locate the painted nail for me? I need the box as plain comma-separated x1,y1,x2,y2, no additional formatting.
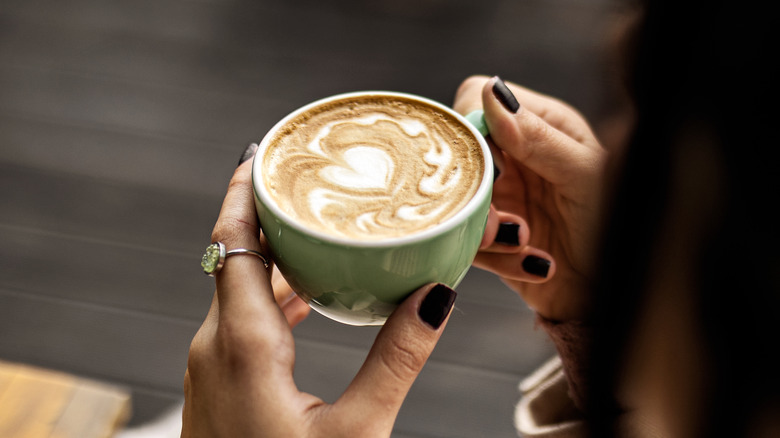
492,77,520,113
522,255,551,278
418,284,457,330
495,222,520,246
238,143,259,167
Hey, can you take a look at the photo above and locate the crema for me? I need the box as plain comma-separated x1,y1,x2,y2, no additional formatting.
261,95,484,240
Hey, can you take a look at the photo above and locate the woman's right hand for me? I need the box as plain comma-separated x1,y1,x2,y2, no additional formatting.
182,157,456,438
454,76,607,322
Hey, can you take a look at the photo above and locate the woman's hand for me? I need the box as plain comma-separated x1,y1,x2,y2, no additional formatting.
182,159,456,437
454,76,606,322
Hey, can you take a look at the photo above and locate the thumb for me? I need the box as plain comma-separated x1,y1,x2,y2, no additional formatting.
482,77,600,188
335,283,456,433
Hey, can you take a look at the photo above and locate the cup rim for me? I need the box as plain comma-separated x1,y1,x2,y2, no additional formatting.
252,90,494,248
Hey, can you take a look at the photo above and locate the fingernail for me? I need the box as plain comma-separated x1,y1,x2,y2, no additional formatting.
495,222,521,246
418,284,457,330
238,143,259,167
492,77,520,113
522,255,551,278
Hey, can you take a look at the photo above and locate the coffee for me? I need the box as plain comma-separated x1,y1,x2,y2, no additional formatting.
253,91,493,325
261,95,485,241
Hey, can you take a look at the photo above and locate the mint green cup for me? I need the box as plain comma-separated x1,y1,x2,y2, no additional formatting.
252,91,493,326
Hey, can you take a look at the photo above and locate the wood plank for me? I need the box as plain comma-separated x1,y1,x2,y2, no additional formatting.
0,0,229,46
0,112,241,198
0,15,403,103
0,222,552,374
0,0,613,119
0,362,15,398
0,361,130,438
51,380,132,438
456,265,533,309
0,289,540,437
118,391,182,430
0,162,220,255
293,280,555,376
0,365,77,438
0,64,293,147
0,226,214,321
0,291,198,392
294,339,525,438
0,163,536,316
0,1,615,435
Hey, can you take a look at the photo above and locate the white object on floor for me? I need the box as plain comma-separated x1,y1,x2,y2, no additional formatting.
114,401,184,438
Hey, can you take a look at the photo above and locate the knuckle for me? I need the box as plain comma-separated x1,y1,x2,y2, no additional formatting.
216,320,257,355
534,99,593,140
185,333,210,380
519,115,554,161
214,320,289,372
215,334,257,374
538,95,582,121
226,171,247,193
550,96,581,117
456,75,490,101
211,215,255,245
182,369,192,394
209,168,257,244
379,336,428,382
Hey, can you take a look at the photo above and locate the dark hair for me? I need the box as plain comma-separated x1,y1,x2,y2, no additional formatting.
586,0,779,436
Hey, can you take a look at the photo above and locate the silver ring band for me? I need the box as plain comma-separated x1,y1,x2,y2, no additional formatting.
226,248,269,265
201,242,269,277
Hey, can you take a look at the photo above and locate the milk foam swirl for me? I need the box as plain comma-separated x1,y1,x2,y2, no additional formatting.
262,96,484,240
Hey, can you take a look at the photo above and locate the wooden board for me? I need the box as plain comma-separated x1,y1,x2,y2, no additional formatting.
0,0,614,435
0,361,130,438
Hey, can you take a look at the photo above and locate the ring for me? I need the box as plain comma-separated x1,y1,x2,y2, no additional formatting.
201,242,269,277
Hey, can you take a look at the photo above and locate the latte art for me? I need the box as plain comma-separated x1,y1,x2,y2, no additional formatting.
262,95,484,240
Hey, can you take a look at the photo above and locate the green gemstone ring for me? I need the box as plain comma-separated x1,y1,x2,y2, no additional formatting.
201,242,269,277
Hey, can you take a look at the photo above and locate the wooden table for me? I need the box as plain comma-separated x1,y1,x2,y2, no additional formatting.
0,360,131,438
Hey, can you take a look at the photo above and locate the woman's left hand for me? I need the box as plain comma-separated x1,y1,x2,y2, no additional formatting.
454,76,607,322
182,159,454,437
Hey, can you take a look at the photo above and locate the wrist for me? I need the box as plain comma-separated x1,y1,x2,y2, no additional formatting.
535,314,594,411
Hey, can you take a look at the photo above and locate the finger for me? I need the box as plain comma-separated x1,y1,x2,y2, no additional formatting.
185,292,220,388
335,284,456,433
487,138,507,180
453,78,508,180
456,75,598,146
473,246,555,284
271,265,312,327
189,292,221,359
482,77,602,188
271,265,297,305
238,142,259,167
507,86,598,148
480,209,530,252
453,75,491,115
281,297,311,328
480,205,500,249
210,160,279,323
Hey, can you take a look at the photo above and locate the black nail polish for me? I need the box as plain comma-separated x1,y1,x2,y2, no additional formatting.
522,255,551,278
238,143,259,167
418,284,457,329
492,77,520,113
495,222,520,246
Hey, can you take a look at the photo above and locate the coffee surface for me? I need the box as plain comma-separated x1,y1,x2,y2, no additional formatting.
262,95,484,240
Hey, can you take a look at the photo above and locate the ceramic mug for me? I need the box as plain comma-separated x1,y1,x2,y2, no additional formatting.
252,91,492,326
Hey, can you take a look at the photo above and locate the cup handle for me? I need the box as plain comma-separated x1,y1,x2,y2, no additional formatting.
465,109,489,137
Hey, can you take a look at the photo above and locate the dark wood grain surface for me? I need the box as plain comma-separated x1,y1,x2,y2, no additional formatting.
0,0,619,435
